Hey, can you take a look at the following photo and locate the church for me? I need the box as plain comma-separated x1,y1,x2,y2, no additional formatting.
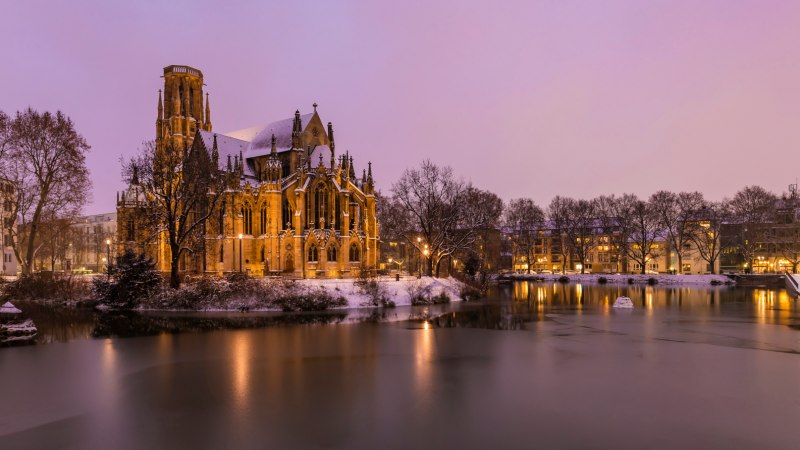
117,65,379,278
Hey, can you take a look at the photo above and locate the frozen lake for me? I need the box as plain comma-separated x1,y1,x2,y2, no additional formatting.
1,282,798,449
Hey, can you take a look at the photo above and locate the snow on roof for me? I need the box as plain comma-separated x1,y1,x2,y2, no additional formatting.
197,130,252,175
224,113,314,154
0,302,22,314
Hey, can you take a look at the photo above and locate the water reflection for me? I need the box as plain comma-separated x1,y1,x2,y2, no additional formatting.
5,283,799,347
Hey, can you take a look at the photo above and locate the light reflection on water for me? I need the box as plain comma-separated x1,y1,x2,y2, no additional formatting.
1,283,799,449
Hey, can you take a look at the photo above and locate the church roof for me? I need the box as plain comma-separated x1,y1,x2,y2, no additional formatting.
225,112,314,153
196,130,254,176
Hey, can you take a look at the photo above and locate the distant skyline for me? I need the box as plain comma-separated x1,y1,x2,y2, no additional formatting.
3,0,800,215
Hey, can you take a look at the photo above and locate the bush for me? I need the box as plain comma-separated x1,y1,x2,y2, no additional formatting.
407,280,451,305
647,277,658,285
557,275,570,283
1,273,92,303
627,278,634,285
355,278,395,308
597,276,608,284
459,284,482,301
93,250,162,309
710,279,722,286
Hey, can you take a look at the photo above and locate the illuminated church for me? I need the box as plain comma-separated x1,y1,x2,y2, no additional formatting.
117,65,379,278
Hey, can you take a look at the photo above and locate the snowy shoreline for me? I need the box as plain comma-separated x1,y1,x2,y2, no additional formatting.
503,273,733,286
134,276,467,312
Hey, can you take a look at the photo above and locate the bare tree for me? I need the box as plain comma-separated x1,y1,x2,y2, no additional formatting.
686,201,728,274
0,109,91,275
36,216,74,272
391,160,500,277
563,198,597,274
621,198,662,274
547,196,572,274
728,185,777,269
124,140,225,288
504,198,545,274
457,186,504,281
649,191,705,273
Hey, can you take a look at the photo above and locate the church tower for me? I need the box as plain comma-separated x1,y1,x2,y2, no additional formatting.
156,65,212,151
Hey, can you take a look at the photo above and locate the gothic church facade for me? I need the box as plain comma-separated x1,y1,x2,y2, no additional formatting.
117,65,379,278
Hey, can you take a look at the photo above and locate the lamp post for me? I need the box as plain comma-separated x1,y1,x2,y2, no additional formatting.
105,238,111,280
417,237,422,277
423,247,430,277
238,233,243,273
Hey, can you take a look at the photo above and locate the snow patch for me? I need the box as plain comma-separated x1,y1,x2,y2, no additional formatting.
613,297,634,308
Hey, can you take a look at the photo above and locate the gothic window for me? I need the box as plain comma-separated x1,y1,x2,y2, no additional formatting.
327,246,337,262
349,244,360,262
315,185,327,228
260,245,265,262
260,205,267,235
335,194,341,231
219,243,224,263
282,197,292,230
306,194,313,228
308,244,318,262
243,205,253,235
126,217,135,241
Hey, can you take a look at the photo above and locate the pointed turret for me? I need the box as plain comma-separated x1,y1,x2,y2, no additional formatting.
227,154,232,172
271,133,276,155
157,90,163,121
211,134,219,167
205,93,212,131
291,110,302,149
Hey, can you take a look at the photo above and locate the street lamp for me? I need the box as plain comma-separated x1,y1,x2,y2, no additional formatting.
238,233,243,273
423,247,430,277
105,238,111,280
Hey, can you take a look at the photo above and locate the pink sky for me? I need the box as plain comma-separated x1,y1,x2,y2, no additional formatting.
3,0,800,215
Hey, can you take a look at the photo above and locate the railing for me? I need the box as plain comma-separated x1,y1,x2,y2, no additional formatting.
163,65,203,78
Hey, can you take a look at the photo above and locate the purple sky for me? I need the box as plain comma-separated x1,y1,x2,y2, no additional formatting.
4,1,800,215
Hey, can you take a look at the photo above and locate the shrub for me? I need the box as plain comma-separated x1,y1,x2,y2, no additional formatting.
647,277,658,285
557,275,570,283
355,278,395,308
597,276,608,284
710,279,722,286
627,278,634,284
407,280,451,305
93,250,162,309
273,287,347,312
459,284,482,301
1,273,92,303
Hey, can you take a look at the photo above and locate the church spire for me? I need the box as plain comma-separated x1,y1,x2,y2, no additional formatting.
157,90,163,121
271,133,276,155
205,93,212,131
291,110,301,149
212,134,219,167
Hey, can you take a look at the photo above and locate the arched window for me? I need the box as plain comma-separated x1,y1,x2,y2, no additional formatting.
349,244,360,262
315,185,327,228
260,205,267,235
219,243,224,263
327,246,337,262
243,205,253,235
282,197,292,230
260,245,265,262
308,244,318,262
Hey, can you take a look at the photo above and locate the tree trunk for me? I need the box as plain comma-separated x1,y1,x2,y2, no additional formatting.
170,245,181,288
677,253,683,274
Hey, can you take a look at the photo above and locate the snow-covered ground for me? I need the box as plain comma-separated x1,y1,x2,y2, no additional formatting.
293,276,466,308
506,273,732,285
